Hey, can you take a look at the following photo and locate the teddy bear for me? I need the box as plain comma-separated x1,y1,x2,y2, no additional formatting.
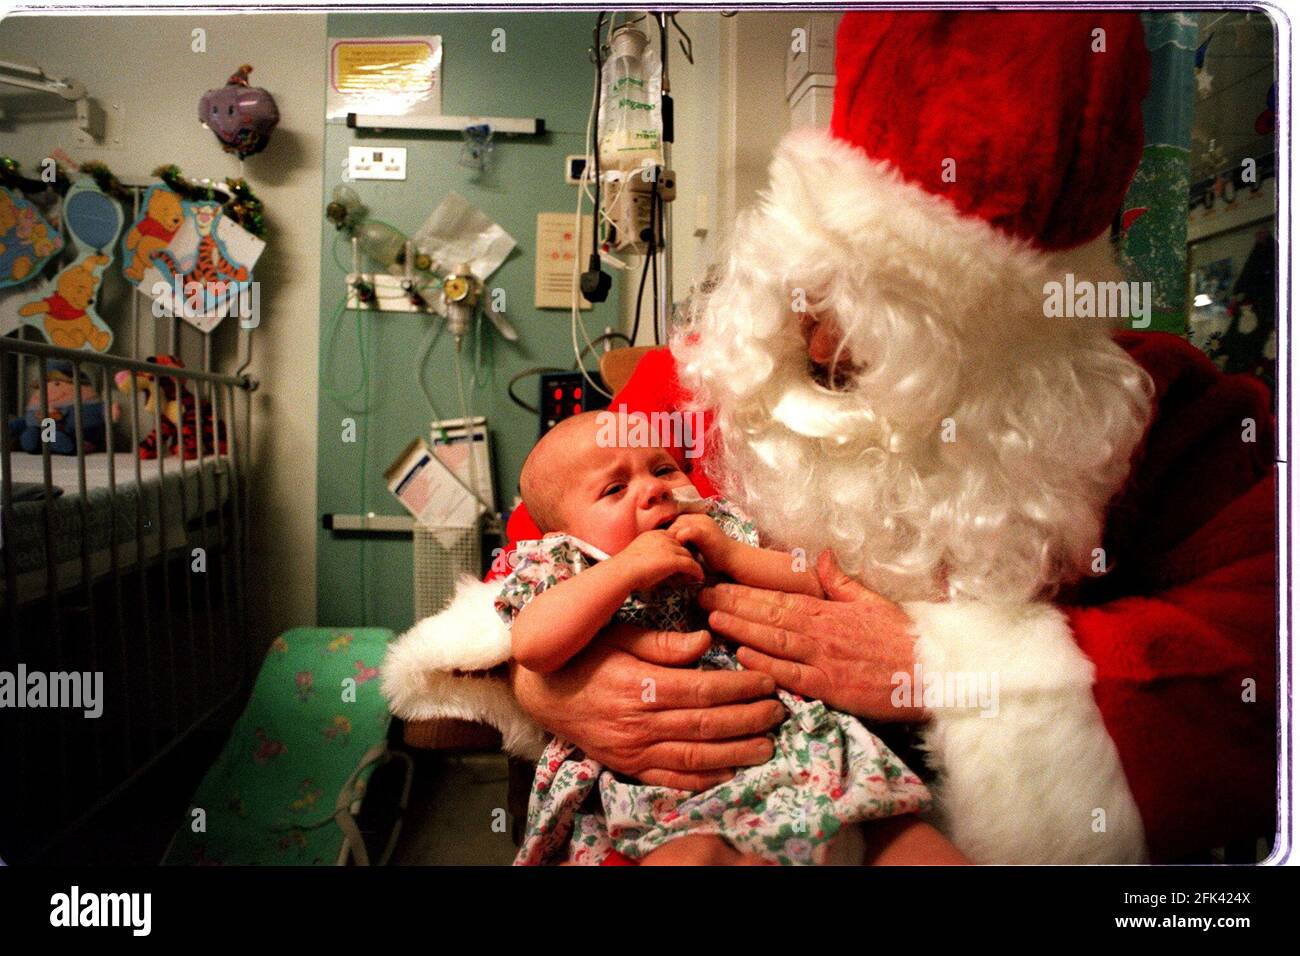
114,354,226,460
6,359,109,455
18,255,113,351
124,188,185,282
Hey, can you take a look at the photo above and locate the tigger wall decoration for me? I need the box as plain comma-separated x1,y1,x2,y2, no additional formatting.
136,197,265,335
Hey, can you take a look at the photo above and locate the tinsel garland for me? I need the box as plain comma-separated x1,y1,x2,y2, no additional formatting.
79,160,133,201
0,156,267,238
0,155,73,195
153,163,227,203
153,164,267,238
221,176,267,238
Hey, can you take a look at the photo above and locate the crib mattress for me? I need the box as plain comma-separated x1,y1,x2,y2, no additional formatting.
0,451,232,597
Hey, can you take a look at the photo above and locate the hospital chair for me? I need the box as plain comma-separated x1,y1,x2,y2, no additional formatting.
164,627,412,866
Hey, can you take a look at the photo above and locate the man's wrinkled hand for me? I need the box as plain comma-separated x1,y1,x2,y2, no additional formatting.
699,550,925,722
509,622,786,792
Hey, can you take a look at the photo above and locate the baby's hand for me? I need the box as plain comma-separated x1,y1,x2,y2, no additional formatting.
615,529,704,591
669,513,738,576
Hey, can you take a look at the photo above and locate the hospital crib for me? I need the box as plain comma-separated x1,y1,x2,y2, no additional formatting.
0,332,254,863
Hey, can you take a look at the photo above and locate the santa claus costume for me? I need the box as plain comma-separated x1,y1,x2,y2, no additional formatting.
382,11,1276,864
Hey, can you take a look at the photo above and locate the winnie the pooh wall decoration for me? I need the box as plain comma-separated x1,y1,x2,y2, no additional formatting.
16,176,121,352
121,183,185,284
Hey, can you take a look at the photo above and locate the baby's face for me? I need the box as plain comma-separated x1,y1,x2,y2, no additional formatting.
550,428,694,555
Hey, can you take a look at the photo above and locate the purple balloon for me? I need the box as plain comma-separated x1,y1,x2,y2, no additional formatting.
199,64,280,159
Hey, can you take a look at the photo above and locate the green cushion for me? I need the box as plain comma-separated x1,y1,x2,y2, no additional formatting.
164,627,395,866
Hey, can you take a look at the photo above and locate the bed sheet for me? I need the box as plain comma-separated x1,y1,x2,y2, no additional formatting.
1,451,232,589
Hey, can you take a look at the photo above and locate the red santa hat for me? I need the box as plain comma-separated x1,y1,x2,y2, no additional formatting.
828,11,1150,252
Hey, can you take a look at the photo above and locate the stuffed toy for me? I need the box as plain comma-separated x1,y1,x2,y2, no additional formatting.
113,354,226,460
6,359,108,455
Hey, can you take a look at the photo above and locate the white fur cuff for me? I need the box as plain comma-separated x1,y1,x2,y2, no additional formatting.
381,576,547,761
903,600,1148,864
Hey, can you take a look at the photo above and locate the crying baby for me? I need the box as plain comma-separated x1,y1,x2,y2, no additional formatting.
496,411,964,866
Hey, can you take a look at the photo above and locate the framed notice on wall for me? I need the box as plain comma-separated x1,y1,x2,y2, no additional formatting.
327,36,443,120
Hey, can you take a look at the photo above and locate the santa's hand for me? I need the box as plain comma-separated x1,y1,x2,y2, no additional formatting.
698,550,924,722
509,622,786,792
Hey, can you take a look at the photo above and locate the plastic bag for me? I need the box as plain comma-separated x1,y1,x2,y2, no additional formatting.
597,27,663,174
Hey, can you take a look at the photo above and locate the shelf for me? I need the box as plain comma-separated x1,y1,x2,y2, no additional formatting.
323,513,414,533
346,113,545,136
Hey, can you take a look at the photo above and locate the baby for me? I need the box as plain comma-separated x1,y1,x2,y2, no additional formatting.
498,411,964,865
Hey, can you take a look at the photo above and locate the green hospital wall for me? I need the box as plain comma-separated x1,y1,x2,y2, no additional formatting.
315,12,622,631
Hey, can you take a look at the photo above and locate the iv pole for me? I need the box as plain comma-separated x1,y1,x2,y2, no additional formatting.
656,11,674,345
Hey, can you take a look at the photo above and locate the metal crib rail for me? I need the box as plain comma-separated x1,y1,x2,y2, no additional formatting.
0,336,255,390
0,333,256,862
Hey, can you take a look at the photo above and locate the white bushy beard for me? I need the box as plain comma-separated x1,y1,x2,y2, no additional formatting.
673,131,1155,605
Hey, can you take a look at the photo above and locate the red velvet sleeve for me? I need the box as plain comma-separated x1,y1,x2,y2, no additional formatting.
1068,332,1277,861
488,348,716,582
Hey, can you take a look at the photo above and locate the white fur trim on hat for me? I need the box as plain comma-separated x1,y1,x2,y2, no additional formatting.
903,599,1148,864
769,124,1068,295
381,576,547,761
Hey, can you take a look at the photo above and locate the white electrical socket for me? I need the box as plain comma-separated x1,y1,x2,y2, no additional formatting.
348,146,408,180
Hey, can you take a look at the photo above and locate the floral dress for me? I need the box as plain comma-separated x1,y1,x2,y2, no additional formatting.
497,497,931,865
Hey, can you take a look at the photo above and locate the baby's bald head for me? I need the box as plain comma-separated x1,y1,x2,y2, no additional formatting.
519,411,607,533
